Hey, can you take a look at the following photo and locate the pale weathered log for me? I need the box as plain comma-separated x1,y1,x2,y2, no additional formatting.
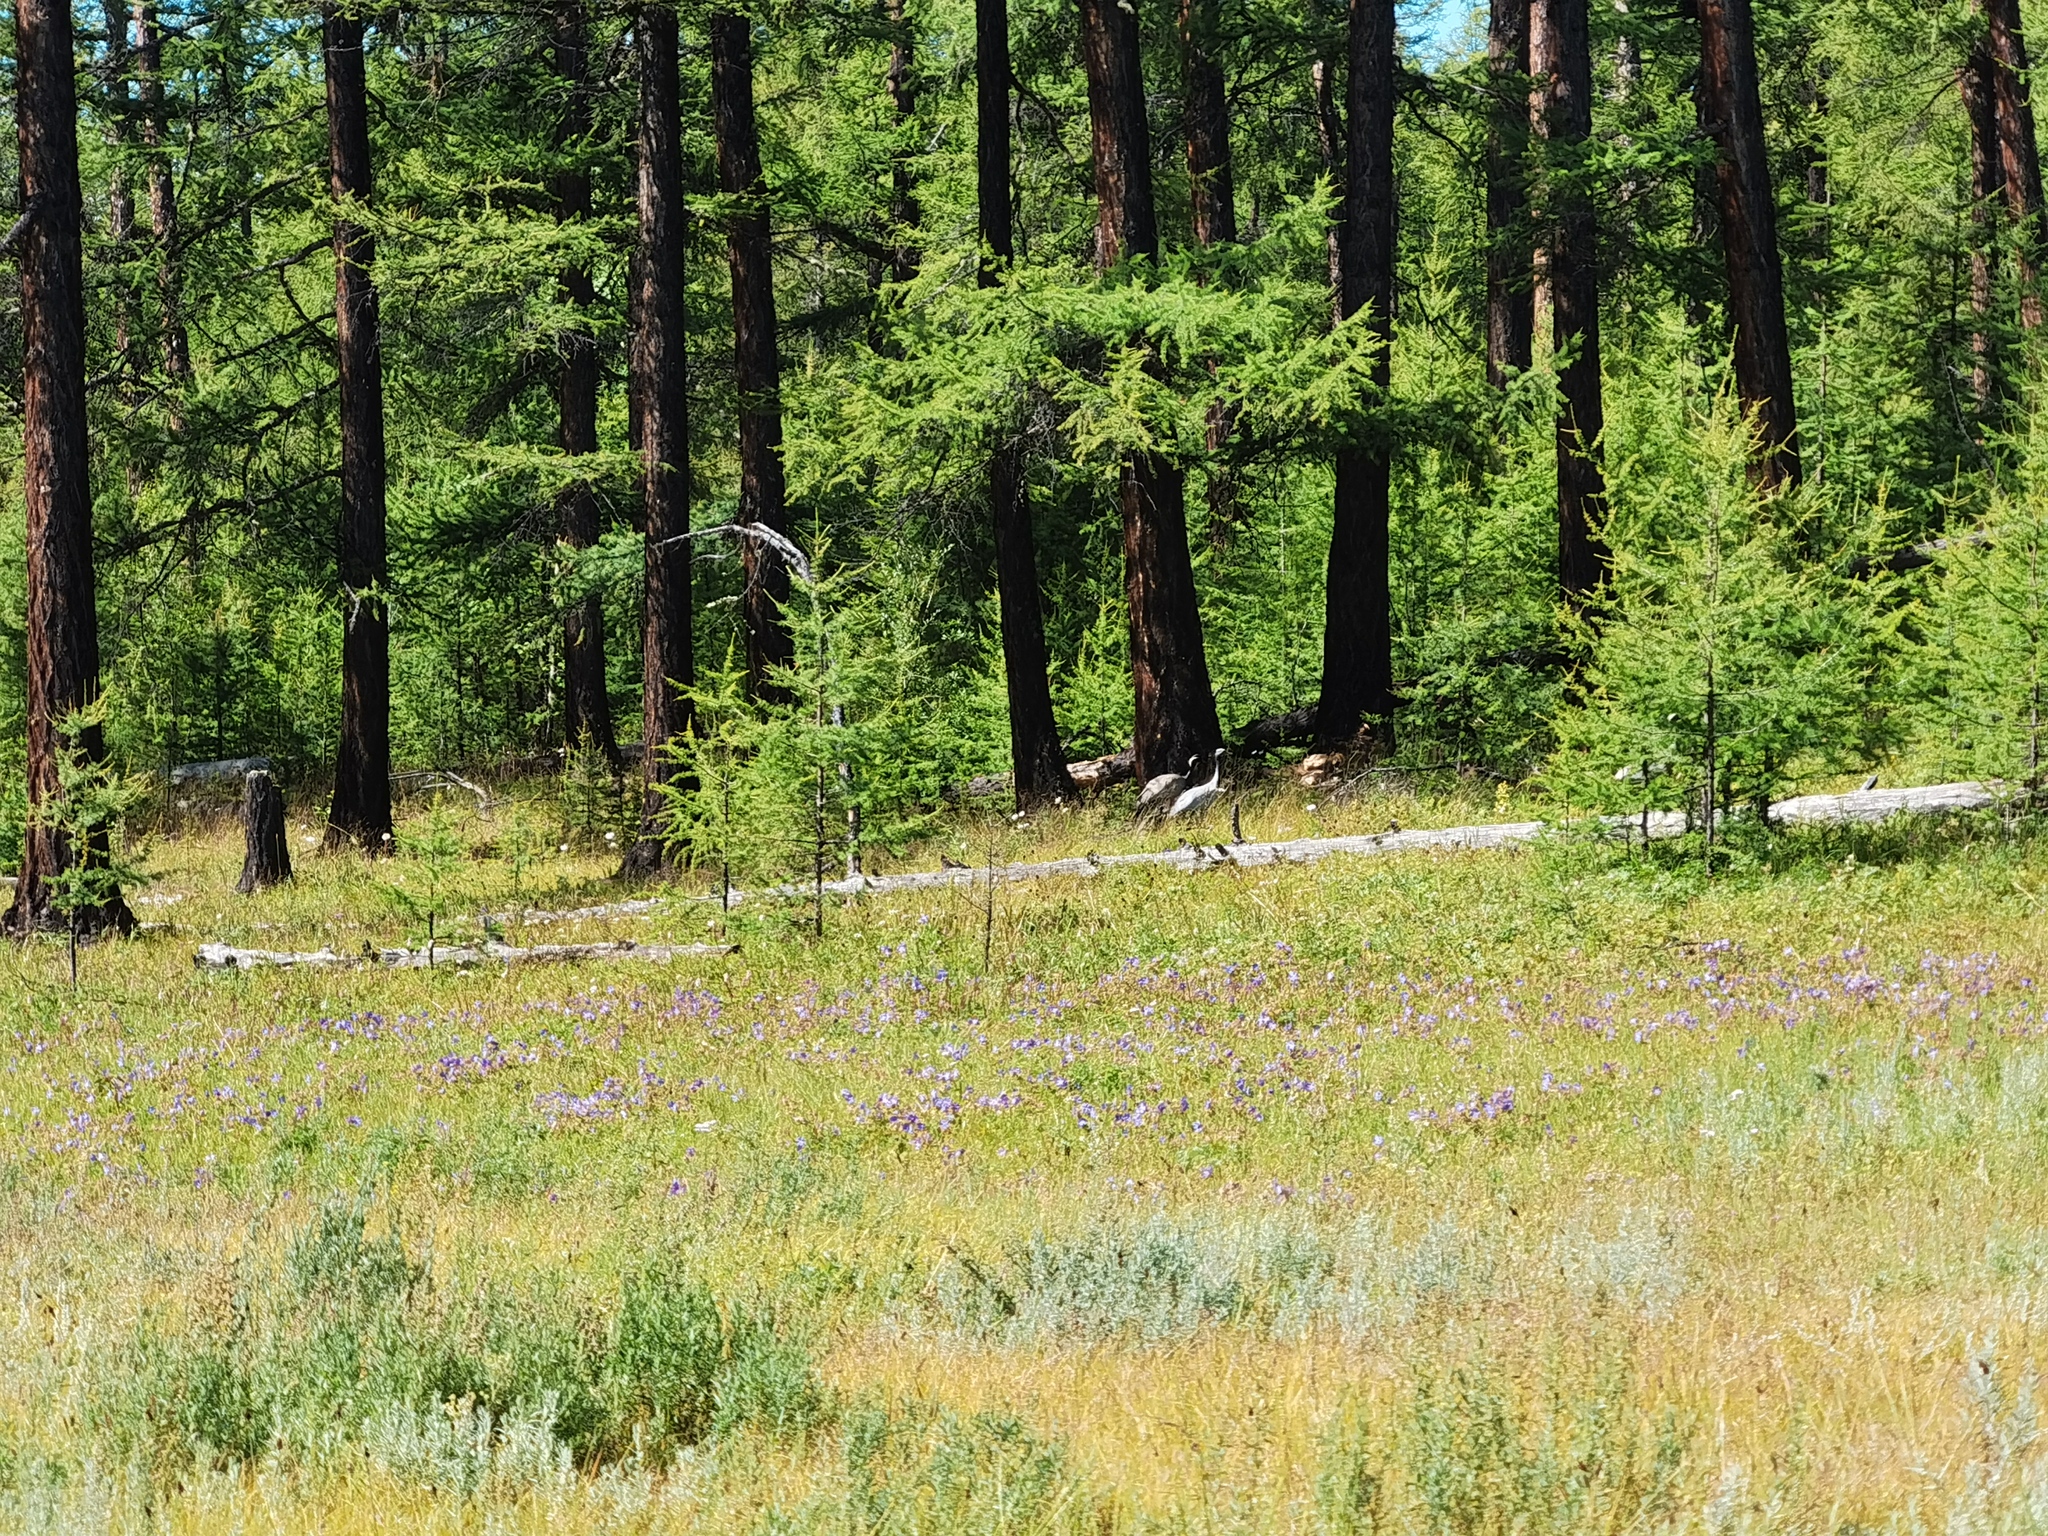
195,938,738,971
237,769,291,893
171,754,273,786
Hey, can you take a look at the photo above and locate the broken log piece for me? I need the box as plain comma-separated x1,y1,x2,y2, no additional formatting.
171,755,273,787
1065,750,1136,793
195,938,738,971
237,770,292,893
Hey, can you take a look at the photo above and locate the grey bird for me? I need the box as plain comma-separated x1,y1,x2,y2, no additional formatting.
1135,757,1198,824
1168,749,1227,821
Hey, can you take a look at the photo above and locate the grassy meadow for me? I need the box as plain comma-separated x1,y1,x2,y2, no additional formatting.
5,777,2048,1532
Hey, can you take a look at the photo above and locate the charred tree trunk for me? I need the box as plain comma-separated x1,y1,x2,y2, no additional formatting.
1180,0,1241,542
1311,58,1345,321
1314,0,1397,748
1078,0,1222,783
1964,35,2004,410
9,0,134,936
710,11,794,697
1486,0,1534,388
1987,0,2046,332
1698,0,1800,486
981,0,1075,807
623,2,694,877
134,0,190,389
1180,0,1236,248
323,6,394,852
106,0,139,402
237,770,292,893
885,0,920,283
1534,0,1608,599
553,0,620,768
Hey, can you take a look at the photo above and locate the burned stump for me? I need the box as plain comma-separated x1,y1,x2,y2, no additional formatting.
237,770,292,893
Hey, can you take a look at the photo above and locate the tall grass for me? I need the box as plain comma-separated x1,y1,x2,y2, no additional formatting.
5,801,2048,1528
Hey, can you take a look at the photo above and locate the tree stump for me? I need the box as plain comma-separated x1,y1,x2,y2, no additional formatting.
237,770,292,893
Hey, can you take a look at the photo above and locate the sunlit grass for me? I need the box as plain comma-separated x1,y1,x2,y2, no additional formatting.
5,787,2048,1530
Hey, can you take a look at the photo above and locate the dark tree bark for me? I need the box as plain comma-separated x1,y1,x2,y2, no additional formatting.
1534,0,1608,600
1078,0,1222,782
134,0,190,388
980,0,1075,807
323,5,394,852
237,770,293,893
1311,57,1345,320
710,11,794,697
1697,0,1800,486
552,0,620,768
1314,0,1397,747
1964,35,2003,409
885,0,920,283
106,0,139,402
9,0,134,936
1486,0,1534,388
1180,0,1241,541
1179,0,1236,248
623,3,694,877
1986,0,2046,331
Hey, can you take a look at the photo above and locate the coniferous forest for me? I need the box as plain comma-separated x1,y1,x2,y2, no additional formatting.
25,1,2048,1524
9,0,2048,915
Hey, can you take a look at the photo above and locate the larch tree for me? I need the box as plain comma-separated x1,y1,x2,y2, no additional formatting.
1986,0,2046,332
8,0,135,935
135,0,190,391
622,1,694,876
1697,0,1800,486
1076,0,1222,782
1962,27,2002,409
1486,0,1533,389
552,0,620,768
885,0,920,283
323,2,394,851
1534,0,1608,599
711,9,795,698
1315,0,1398,747
1180,0,1240,537
981,0,1076,806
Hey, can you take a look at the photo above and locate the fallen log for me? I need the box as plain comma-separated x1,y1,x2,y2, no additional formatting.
195,938,736,972
171,755,273,787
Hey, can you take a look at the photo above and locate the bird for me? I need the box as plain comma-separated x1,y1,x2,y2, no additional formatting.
1860,773,1880,791
940,853,968,870
1134,757,1198,823
1168,749,1227,822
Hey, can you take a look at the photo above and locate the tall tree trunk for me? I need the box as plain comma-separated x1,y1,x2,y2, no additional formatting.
323,5,394,851
1986,0,2046,332
9,0,134,936
710,10,794,697
1311,57,1344,322
1314,0,1397,747
1486,0,1534,388
106,0,139,403
885,0,920,283
134,0,190,389
981,0,1075,807
1697,0,1800,486
622,3,694,876
1180,0,1241,543
1534,0,1608,599
552,0,620,769
1077,0,1222,782
1964,34,2003,410
1179,0,1236,247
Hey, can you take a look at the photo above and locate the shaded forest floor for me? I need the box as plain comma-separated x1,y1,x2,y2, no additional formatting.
5,787,2048,1531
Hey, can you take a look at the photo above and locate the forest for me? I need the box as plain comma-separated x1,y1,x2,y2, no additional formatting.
6,0,2048,928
